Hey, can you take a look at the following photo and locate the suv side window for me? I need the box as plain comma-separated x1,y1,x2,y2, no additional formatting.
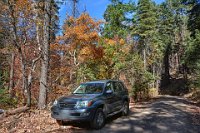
113,82,123,92
105,82,114,91
118,82,125,91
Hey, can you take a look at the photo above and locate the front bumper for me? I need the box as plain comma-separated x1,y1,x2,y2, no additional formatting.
51,106,96,121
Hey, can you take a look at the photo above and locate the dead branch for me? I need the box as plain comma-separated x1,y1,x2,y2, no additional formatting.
0,106,30,120
6,106,29,116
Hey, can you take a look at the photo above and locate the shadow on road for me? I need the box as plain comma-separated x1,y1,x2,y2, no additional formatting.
47,96,200,133
100,96,200,133
67,112,135,131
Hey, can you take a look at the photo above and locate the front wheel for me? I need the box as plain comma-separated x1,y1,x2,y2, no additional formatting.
90,108,105,129
56,120,70,126
122,101,129,116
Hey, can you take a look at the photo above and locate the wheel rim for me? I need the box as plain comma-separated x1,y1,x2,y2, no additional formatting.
97,112,104,126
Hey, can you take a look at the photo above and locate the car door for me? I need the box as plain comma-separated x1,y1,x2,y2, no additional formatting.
104,81,118,114
113,81,124,111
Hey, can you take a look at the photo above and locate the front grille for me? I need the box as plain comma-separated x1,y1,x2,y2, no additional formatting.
71,113,80,116
59,102,76,109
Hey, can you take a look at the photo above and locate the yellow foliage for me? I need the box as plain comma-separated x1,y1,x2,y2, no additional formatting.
105,38,125,46
119,39,125,45
107,39,116,46
80,46,93,56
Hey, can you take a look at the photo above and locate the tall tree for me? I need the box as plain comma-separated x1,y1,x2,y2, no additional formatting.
132,0,158,70
38,0,51,109
159,0,188,85
5,0,38,106
52,13,102,84
187,0,200,37
158,1,175,85
103,0,134,39
0,1,12,95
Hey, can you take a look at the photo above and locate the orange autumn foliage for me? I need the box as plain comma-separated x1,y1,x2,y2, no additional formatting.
50,13,104,86
61,13,102,50
52,13,104,62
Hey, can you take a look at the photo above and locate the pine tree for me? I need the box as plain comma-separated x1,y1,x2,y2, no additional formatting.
158,1,175,85
188,1,200,37
132,0,158,70
103,0,134,39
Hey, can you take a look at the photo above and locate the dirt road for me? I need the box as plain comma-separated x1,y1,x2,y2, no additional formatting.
2,95,199,133
62,95,200,133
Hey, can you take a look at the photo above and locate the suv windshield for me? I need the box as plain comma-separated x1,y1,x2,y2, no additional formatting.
73,83,104,94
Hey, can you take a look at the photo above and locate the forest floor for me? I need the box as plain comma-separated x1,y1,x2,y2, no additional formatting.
0,95,200,133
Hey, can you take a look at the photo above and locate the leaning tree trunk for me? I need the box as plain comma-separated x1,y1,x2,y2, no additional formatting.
38,0,51,109
26,55,41,107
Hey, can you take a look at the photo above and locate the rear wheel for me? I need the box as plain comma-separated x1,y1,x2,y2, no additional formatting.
90,108,105,129
122,101,129,116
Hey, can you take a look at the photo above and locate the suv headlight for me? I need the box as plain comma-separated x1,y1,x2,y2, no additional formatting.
53,100,58,106
75,100,92,108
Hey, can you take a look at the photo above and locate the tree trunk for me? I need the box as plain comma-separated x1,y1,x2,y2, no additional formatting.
0,106,29,120
7,0,18,98
38,0,51,109
19,53,27,105
143,47,147,71
72,0,78,17
9,52,15,98
156,63,162,95
33,0,42,51
152,64,155,88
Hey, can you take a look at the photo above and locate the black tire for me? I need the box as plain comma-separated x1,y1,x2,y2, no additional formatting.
90,108,105,129
56,120,64,126
57,120,70,126
122,101,129,116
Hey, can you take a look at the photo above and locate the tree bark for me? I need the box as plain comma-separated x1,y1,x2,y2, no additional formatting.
38,0,51,109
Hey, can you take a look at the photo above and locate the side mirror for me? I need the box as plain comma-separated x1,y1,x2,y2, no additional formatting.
106,89,113,94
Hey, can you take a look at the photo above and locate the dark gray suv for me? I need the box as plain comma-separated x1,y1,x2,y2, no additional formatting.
51,80,129,129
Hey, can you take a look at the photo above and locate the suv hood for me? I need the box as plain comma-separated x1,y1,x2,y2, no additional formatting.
58,94,100,103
